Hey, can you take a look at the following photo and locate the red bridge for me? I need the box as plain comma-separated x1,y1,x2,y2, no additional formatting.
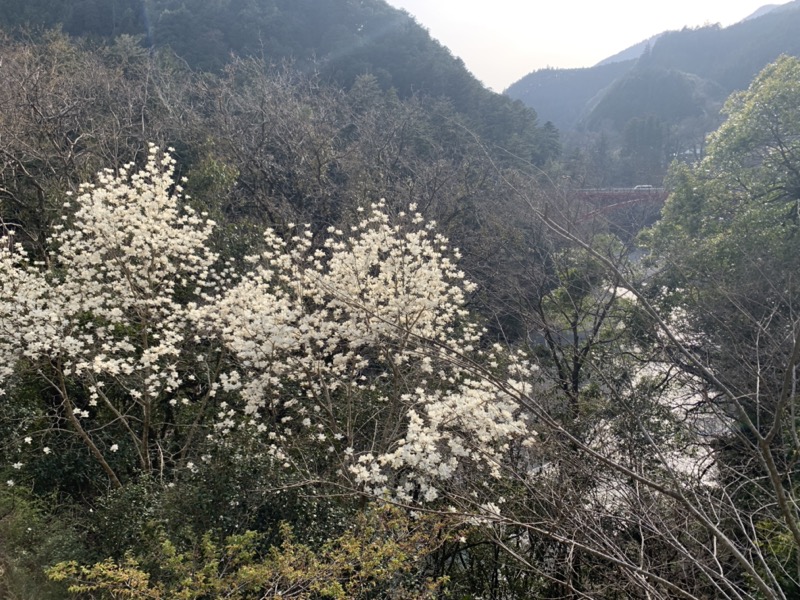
572,187,668,231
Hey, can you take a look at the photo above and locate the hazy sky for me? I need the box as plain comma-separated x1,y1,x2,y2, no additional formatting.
384,1,787,91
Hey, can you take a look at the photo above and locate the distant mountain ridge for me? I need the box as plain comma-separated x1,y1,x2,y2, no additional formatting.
742,0,800,20
506,1,800,132
594,33,662,67
743,4,783,20
504,1,800,186
502,61,633,132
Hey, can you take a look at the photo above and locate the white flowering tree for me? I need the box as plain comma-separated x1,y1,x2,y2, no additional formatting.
0,146,223,487
1,147,536,502
196,202,537,503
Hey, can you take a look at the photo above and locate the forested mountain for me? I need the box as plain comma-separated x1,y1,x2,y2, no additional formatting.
508,1,800,131
501,60,634,132
507,1,800,185
0,0,557,165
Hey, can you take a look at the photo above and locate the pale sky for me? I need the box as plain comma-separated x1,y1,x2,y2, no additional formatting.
384,1,788,91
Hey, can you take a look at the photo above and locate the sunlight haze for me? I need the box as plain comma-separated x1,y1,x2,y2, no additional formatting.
385,0,790,91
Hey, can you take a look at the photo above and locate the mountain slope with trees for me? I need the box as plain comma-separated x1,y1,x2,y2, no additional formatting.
502,60,634,132
0,0,557,166
507,2,800,186
0,12,565,596
507,1,800,132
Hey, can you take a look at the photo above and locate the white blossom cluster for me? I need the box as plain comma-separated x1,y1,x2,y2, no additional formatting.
0,245,59,387
354,370,535,502
0,145,218,438
200,204,474,411
1,147,537,503
200,201,536,502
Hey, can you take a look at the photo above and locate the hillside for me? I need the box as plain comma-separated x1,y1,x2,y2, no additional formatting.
502,61,633,132
505,1,800,185
640,1,800,91
507,1,800,132
0,0,557,166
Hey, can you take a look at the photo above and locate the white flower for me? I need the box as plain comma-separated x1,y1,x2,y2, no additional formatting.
109,444,119,452
12,462,22,469
23,437,32,444
6,480,14,487
43,447,51,455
